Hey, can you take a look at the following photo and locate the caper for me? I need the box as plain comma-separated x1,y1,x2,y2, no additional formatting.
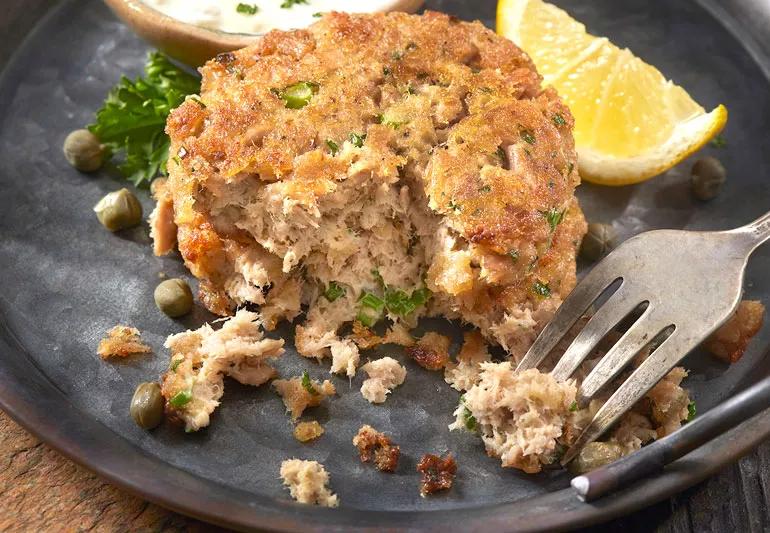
63,129,105,172
93,188,143,231
154,278,194,317
580,223,616,262
129,382,164,429
691,156,726,201
568,442,624,474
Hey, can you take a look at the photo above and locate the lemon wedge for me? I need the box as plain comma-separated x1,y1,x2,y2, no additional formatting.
497,0,727,185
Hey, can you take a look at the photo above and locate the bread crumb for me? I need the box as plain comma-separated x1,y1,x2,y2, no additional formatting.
97,325,151,359
704,300,764,363
280,459,338,507
407,331,451,370
360,357,406,404
294,421,325,442
273,374,336,420
416,454,456,496
353,425,400,472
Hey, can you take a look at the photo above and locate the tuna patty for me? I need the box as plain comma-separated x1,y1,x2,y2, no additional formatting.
154,11,586,375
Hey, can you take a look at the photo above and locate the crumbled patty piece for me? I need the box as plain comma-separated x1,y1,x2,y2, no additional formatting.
704,300,765,363
294,420,325,442
407,331,451,370
160,309,283,432
360,357,406,403
280,459,338,507
273,374,336,420
353,425,400,472
160,11,585,375
416,453,457,496
444,330,490,390
97,325,151,359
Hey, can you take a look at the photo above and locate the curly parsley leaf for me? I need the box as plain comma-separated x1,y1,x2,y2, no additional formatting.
88,52,200,187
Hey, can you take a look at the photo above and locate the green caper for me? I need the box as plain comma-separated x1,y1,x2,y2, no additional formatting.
580,223,616,262
568,442,624,474
154,278,194,317
691,156,726,201
129,382,164,429
63,129,105,172
93,188,143,231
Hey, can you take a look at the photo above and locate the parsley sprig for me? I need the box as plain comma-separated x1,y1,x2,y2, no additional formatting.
88,52,200,187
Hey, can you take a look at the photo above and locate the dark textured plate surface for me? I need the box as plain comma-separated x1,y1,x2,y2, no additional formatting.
1,0,769,530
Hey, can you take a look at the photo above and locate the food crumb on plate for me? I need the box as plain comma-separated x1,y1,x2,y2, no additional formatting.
273,373,336,421
416,453,457,496
360,357,406,404
294,420,325,442
280,459,338,507
97,325,151,359
353,424,400,472
704,300,765,363
407,332,451,370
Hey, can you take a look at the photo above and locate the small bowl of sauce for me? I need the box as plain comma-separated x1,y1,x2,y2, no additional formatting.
103,0,424,66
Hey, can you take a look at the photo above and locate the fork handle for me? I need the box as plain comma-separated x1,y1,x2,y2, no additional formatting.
736,210,770,251
571,373,770,501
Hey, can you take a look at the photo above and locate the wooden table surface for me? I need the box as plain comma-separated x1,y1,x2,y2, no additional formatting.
1,1,768,532
1,406,768,532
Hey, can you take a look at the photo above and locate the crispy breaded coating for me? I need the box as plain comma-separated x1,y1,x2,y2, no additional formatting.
704,300,765,363
97,325,151,359
294,421,325,442
353,425,400,472
160,11,585,372
416,454,457,496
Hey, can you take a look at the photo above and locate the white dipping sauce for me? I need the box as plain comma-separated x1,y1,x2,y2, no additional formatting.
143,0,407,34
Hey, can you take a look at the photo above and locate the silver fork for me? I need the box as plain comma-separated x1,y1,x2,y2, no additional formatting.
517,211,770,465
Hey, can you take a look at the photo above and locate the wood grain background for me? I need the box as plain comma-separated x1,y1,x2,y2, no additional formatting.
0,1,768,531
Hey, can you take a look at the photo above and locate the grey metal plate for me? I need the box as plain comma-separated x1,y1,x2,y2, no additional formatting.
0,0,769,531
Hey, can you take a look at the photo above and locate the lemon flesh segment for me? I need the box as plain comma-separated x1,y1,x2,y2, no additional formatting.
497,0,727,185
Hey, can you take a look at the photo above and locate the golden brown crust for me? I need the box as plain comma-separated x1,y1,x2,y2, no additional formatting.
96,326,151,359
352,425,400,472
407,331,451,370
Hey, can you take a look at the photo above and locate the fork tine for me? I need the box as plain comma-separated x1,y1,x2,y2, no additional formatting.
577,313,670,404
515,267,621,372
550,285,645,381
561,330,694,465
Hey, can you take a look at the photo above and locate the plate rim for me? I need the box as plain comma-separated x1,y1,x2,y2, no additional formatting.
1,0,770,530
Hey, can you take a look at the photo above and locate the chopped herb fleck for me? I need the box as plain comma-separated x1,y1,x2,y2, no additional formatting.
169,389,192,407
448,199,461,213
687,400,696,421
349,132,366,148
406,85,416,95
508,250,519,262
323,281,345,301
496,145,506,163
463,407,477,431
569,401,578,412
542,208,565,232
280,0,309,8
521,130,536,144
236,3,258,15
383,66,391,76
391,51,403,61
532,280,551,298
301,371,319,396
189,95,206,108
357,291,386,327
567,162,574,175
312,12,322,17
552,113,567,126
170,358,182,372
710,134,727,148
478,184,492,193
325,139,339,156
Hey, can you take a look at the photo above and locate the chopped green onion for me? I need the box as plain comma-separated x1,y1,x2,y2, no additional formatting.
170,358,183,372
552,113,567,126
272,81,319,109
532,280,551,298
236,3,258,15
301,371,319,396
687,400,696,421
371,269,385,289
323,281,345,302
543,208,565,232
448,199,461,213
349,132,366,148
463,407,477,431
281,0,309,8
357,291,385,327
312,12,322,17
169,389,192,407
569,401,578,412
325,139,339,156
521,130,536,144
